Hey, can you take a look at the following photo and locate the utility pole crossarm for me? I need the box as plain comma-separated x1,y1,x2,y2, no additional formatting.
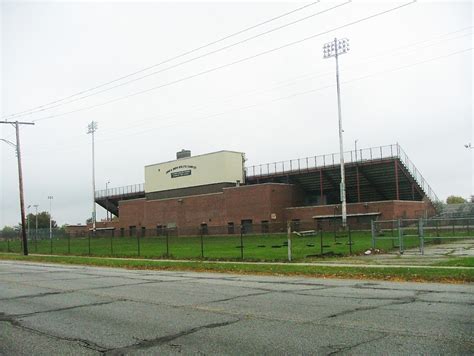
0,120,35,125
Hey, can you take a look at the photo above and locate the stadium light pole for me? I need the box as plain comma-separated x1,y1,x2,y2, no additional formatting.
465,143,472,149
33,204,39,243
323,37,350,228
87,121,98,234
355,139,358,162
48,196,53,240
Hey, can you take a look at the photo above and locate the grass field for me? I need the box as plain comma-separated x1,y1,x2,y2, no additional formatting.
0,253,472,283
0,229,436,261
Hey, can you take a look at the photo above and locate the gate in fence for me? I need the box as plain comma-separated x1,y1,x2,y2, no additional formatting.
371,217,474,255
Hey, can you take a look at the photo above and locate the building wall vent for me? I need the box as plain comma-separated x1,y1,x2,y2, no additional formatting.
176,149,191,159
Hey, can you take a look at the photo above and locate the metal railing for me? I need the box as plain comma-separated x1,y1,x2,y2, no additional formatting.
95,183,144,199
245,144,399,178
94,144,439,204
395,145,439,203
245,143,439,204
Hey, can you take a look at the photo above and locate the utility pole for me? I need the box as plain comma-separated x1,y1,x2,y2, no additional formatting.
323,38,350,228
0,120,35,255
87,121,98,234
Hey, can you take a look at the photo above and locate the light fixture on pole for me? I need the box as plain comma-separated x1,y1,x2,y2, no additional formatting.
105,180,110,221
355,139,358,162
48,196,53,240
323,37,350,228
87,121,98,234
465,143,473,149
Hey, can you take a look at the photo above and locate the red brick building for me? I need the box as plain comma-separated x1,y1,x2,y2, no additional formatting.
95,144,437,235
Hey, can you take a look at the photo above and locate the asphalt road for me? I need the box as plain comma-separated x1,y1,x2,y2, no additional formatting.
0,261,473,355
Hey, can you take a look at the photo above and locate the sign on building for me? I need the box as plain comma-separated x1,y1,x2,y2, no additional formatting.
144,151,245,193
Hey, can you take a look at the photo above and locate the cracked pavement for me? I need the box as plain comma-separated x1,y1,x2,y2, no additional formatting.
0,261,473,355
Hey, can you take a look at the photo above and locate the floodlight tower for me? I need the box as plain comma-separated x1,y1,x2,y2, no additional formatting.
33,204,39,243
323,37,350,228
87,121,98,234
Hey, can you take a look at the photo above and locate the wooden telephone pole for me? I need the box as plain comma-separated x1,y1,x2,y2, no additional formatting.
1,120,35,255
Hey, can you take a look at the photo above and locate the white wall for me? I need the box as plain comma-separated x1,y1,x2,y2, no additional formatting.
144,151,245,193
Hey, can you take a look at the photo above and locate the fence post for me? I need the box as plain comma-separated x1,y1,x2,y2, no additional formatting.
88,231,91,256
68,233,71,254
240,226,244,260
348,225,352,255
34,234,38,253
287,221,292,262
398,219,403,254
436,220,439,237
200,228,204,259
50,234,53,254
371,220,376,249
110,232,113,255
7,238,10,252
419,218,424,255
137,229,141,257
320,228,323,256
165,229,169,257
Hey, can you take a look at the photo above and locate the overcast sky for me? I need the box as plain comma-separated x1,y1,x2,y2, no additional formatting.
1,0,472,227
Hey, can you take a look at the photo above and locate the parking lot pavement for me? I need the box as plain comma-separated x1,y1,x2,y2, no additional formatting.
1,260,473,355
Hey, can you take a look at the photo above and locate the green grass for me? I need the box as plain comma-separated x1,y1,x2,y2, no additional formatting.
0,228,471,262
0,253,472,283
434,257,474,267
0,231,382,261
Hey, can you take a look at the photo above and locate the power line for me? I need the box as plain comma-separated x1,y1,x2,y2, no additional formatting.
8,1,351,119
25,44,471,154
33,0,417,123
26,23,471,146
99,47,474,141
2,1,322,120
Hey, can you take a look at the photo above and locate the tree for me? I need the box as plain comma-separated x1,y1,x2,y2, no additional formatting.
446,196,467,204
0,226,18,238
25,211,57,229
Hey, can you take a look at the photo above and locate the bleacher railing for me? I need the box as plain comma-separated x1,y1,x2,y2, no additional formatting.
95,183,144,199
94,144,439,204
245,143,439,204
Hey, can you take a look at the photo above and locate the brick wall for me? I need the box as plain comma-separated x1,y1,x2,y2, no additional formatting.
115,184,435,232
285,200,434,221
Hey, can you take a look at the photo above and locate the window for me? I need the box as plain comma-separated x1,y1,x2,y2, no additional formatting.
227,222,235,234
141,226,146,237
129,226,136,237
261,220,269,234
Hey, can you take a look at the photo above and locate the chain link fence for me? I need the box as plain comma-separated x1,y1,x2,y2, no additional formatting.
371,217,474,254
2,217,472,260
